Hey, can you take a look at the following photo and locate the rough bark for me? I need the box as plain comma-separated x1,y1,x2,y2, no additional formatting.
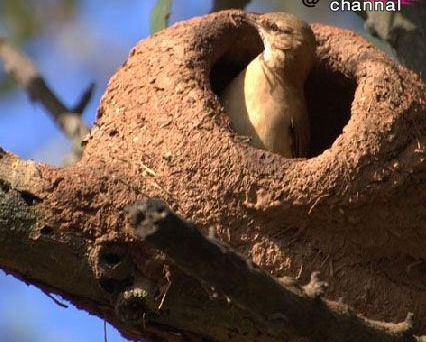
0,10,425,341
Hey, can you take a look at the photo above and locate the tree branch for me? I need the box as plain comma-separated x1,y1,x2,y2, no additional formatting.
0,37,91,164
0,150,287,341
126,198,417,342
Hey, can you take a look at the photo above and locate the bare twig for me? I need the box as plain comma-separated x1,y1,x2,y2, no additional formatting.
0,37,91,164
126,198,416,342
43,290,69,308
72,82,95,114
104,320,108,342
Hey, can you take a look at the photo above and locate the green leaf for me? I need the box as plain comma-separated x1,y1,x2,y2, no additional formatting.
150,0,173,34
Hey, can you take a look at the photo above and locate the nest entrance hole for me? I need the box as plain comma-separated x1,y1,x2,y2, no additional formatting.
209,25,356,158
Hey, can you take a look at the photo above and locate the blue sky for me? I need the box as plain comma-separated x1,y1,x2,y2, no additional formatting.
0,1,373,341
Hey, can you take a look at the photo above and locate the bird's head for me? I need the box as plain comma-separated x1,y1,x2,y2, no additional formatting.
248,12,316,74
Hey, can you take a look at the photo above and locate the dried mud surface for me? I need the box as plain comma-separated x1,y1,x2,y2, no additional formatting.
40,10,426,333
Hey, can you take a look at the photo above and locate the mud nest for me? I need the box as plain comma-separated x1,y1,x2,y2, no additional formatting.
48,10,425,332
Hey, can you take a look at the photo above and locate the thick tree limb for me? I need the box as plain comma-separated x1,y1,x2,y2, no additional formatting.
0,37,91,164
0,150,287,341
0,150,181,341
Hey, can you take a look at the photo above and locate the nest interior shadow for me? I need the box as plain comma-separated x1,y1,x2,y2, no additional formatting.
209,21,356,158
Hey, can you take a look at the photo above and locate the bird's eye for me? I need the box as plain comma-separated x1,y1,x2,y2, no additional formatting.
270,23,279,32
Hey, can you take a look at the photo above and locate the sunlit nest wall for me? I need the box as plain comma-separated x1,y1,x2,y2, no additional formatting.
85,9,425,223
82,8,426,226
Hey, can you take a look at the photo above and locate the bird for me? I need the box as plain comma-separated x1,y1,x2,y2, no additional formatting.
220,12,316,158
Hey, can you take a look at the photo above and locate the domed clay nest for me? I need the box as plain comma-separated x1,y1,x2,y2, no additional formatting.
43,10,426,337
